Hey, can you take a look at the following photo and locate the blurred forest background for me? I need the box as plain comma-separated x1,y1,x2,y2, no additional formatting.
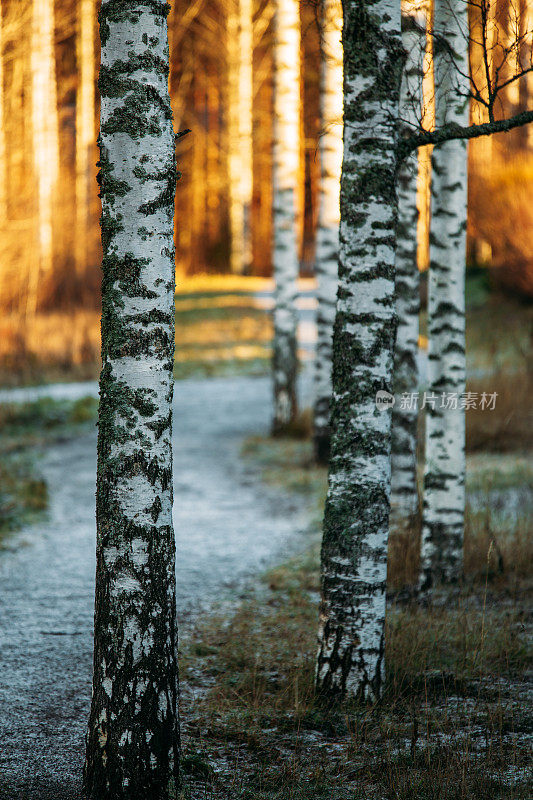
0,0,532,379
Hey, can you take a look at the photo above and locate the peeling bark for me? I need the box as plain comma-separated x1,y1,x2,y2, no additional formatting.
390,3,426,529
271,0,301,433
316,0,403,701
420,0,468,589
84,2,180,798
312,0,343,464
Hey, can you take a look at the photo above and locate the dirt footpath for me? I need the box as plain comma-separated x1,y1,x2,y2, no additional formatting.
0,374,314,799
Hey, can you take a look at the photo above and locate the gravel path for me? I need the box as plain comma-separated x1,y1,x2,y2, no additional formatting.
0,374,314,799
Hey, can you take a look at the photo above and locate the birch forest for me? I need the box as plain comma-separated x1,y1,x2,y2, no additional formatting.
0,0,531,798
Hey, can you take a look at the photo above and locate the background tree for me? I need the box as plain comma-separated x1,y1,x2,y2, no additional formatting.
28,0,59,316
84,1,180,797
75,0,96,294
0,0,6,221
419,0,469,589
227,0,254,274
312,0,343,464
315,0,403,701
271,0,301,432
390,1,425,530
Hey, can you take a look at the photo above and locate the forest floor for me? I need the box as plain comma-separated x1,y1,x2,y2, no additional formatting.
173,273,533,799
0,274,531,798
0,375,317,800
177,431,532,799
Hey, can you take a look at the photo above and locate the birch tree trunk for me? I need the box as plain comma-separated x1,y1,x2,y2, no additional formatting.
315,0,402,701
28,0,59,315
271,0,301,432
390,2,425,528
312,0,343,464
75,0,96,283
227,0,253,274
420,0,469,590
84,2,180,797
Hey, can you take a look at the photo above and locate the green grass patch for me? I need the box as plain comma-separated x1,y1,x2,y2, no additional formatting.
465,268,492,309
0,396,98,541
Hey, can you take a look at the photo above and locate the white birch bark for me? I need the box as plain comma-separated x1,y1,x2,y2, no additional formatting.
75,0,96,280
84,2,180,796
271,0,301,432
420,0,469,589
390,2,425,527
315,0,403,700
227,0,253,274
28,0,60,315
312,0,343,463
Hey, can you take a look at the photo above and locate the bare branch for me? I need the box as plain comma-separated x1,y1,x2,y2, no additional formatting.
400,108,533,157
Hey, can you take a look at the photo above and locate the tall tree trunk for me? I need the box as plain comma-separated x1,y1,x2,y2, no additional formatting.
28,0,59,315
0,0,6,221
312,0,343,464
518,0,533,147
390,2,425,529
84,2,180,797
315,0,402,701
271,0,301,432
227,0,253,274
75,0,96,289
420,0,469,590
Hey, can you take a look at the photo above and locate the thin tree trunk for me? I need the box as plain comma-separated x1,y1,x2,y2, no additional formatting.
312,0,343,464
390,3,426,529
0,0,6,221
315,0,403,701
518,0,533,147
420,0,469,590
75,0,96,288
271,0,301,432
28,0,59,316
84,2,180,797
227,0,253,274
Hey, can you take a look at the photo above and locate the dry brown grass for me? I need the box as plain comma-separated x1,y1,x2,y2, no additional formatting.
465,371,533,453
0,310,101,385
0,280,275,385
414,369,533,457
180,535,532,799
387,521,422,590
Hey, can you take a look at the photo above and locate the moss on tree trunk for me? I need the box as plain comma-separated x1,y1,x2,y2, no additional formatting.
84,2,180,797
315,0,403,702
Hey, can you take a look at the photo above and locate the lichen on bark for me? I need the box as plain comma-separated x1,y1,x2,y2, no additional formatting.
315,0,403,702
84,1,180,798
